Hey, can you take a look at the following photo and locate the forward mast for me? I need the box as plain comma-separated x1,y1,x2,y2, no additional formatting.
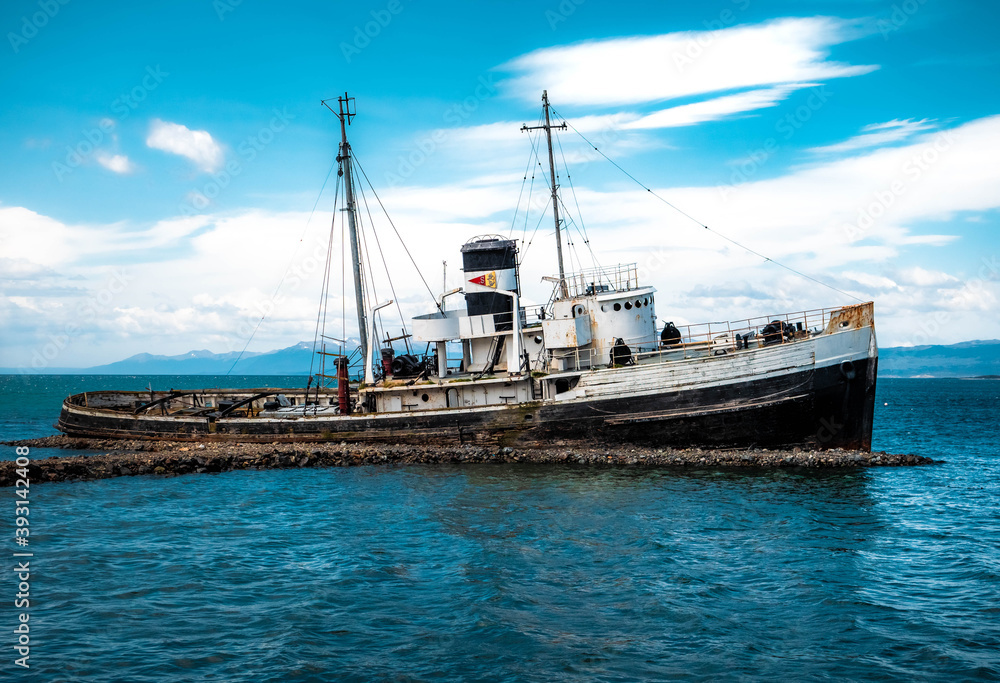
325,93,368,355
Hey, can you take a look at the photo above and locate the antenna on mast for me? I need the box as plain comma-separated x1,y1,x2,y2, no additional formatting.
521,90,569,298
322,92,368,355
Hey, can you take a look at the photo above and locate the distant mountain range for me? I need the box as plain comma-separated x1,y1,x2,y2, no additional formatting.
878,339,1000,378
3,339,999,378
3,342,323,376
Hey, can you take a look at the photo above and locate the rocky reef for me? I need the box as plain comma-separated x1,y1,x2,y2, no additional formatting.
1,435,936,486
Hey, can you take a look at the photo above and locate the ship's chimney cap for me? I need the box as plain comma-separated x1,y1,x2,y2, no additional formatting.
461,234,517,253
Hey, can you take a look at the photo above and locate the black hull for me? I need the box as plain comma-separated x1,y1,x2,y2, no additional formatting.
57,357,876,451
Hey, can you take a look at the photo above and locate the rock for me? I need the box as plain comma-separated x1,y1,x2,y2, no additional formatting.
0,435,936,486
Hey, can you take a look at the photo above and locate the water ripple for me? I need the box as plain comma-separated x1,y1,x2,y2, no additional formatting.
9,377,1000,681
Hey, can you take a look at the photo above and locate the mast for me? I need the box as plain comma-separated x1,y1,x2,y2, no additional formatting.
522,90,569,298
333,93,368,354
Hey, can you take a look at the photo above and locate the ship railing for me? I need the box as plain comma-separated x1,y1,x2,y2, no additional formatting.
67,388,339,414
548,306,844,370
549,263,641,300
522,305,551,327
485,308,534,330
469,307,548,330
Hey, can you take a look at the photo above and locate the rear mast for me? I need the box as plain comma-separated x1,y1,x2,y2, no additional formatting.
522,90,569,298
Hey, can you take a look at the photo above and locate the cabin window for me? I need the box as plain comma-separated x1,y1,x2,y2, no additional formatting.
421,393,430,402
644,297,649,306
624,302,633,310
613,303,622,311
533,335,543,344
635,300,642,308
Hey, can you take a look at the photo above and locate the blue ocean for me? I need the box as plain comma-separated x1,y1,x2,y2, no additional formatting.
2,375,998,682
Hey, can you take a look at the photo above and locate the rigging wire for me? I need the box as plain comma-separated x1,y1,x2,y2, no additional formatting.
550,142,585,277
558,193,607,286
226,158,339,376
516,114,548,260
352,153,443,312
508,144,536,239
519,201,551,264
318,173,345,377
351,169,383,357
518,125,557,265
309,170,343,381
523,120,587,278
555,131,600,271
521,155,538,248
549,106,864,304
355,159,409,348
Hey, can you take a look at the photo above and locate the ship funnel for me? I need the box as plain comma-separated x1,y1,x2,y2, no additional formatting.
461,235,519,331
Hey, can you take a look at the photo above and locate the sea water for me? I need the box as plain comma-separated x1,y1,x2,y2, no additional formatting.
1,375,998,681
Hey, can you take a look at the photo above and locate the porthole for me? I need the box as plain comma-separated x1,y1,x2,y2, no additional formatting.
421,393,430,402
624,301,633,310
533,335,543,345
614,303,622,311
601,304,607,312
644,297,649,306
635,300,642,308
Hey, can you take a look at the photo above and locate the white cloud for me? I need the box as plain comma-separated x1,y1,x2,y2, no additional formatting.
623,85,808,129
393,85,801,186
843,272,899,291
440,85,806,144
501,17,877,107
95,152,135,174
389,18,879,182
810,118,936,154
0,205,209,268
146,119,224,172
896,266,960,287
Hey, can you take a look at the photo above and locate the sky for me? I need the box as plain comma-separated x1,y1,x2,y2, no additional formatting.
2,0,999,369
